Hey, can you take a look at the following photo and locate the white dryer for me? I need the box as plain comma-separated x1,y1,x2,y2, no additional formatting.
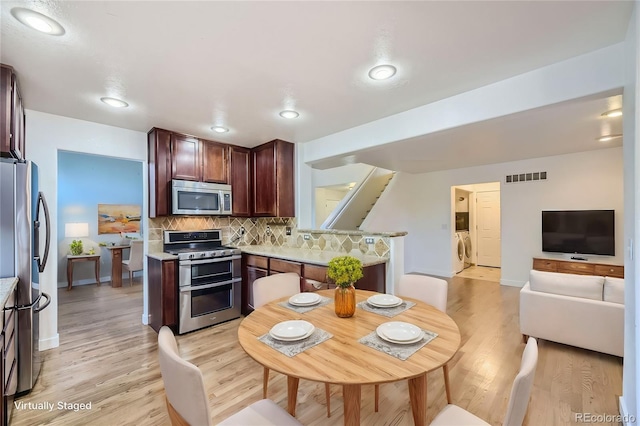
460,231,472,268
454,232,465,273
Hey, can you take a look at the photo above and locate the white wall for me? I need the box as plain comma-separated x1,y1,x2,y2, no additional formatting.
365,148,624,284
315,187,349,228
622,3,639,421
25,110,147,350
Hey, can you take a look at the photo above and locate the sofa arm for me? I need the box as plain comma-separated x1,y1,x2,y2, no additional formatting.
520,282,624,357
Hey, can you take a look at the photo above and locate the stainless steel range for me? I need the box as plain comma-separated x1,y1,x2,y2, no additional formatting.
164,230,241,334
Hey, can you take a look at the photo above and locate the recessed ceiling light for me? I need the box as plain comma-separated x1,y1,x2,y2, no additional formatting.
211,126,229,133
601,109,623,118
597,134,622,142
368,64,397,80
279,110,299,119
10,8,65,36
100,97,129,108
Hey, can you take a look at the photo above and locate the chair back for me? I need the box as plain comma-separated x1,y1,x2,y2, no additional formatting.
503,337,539,426
127,240,144,271
396,274,448,312
253,272,301,308
157,326,212,426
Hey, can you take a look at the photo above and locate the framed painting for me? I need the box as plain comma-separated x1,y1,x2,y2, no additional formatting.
98,204,141,234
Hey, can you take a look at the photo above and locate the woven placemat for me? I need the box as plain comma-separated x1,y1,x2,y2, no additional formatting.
258,328,333,357
356,300,416,318
358,329,438,361
278,296,332,313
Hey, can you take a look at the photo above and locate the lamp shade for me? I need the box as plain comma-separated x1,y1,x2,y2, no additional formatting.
65,222,89,238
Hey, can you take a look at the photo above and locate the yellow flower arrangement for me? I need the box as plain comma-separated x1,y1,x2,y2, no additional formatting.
327,255,363,288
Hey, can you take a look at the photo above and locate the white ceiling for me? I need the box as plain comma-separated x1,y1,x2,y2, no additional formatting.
0,1,633,173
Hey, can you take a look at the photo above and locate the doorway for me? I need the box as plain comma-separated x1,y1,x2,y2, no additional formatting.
315,184,352,228
452,182,501,280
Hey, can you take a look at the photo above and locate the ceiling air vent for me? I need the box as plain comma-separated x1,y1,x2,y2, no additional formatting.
505,171,547,184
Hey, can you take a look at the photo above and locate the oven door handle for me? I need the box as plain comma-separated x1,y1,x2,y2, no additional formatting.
180,278,241,293
180,255,241,266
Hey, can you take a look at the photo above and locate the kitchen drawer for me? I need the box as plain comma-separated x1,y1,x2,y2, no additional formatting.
594,264,624,278
4,329,15,389
532,258,557,272
557,261,595,275
303,264,328,282
2,291,15,328
269,258,302,275
245,254,268,269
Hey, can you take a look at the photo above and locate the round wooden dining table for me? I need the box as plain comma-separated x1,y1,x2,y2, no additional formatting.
237,289,461,426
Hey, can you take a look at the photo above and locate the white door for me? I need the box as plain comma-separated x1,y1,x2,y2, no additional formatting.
476,191,501,267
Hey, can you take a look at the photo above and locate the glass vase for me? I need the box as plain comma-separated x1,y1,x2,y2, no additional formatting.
335,285,356,318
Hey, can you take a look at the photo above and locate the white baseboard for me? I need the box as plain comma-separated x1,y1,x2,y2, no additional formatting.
410,268,453,279
500,279,525,287
618,396,635,426
39,333,59,350
141,313,149,325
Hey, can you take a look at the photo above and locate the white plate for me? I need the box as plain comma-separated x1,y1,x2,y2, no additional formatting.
288,292,321,306
376,322,423,342
269,327,315,342
367,294,402,308
269,320,315,340
377,329,425,345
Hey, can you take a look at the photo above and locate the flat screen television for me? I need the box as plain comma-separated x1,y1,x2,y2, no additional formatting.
542,210,615,256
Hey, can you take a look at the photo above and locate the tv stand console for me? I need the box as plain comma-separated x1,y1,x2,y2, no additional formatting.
532,258,624,278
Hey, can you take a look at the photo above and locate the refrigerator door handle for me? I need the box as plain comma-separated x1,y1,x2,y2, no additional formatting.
34,191,50,273
34,292,50,314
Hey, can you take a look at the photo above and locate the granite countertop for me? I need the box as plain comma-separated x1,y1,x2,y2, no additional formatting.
0,278,18,306
297,229,407,237
147,252,178,261
239,245,387,267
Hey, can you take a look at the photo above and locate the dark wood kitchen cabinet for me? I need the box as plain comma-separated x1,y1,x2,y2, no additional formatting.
252,139,294,217
201,140,228,183
229,145,251,217
171,133,200,181
0,64,25,160
148,256,178,332
148,128,172,218
242,254,269,315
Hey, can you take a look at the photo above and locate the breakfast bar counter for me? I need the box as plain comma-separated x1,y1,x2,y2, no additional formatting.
239,245,387,267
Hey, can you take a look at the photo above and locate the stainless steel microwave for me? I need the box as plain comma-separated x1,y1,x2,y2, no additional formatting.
172,180,232,215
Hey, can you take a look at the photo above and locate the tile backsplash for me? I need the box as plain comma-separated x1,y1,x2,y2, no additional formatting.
147,216,390,258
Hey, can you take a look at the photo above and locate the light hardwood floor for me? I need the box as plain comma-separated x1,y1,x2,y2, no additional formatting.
12,276,622,426
456,265,501,283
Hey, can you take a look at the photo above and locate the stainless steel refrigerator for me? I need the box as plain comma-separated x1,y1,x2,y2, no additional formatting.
0,158,51,398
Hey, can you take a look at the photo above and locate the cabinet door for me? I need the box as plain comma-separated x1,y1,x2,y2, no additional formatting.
229,146,251,217
171,134,200,181
252,142,277,216
10,74,24,160
148,129,172,217
245,266,268,313
0,66,10,157
201,140,228,183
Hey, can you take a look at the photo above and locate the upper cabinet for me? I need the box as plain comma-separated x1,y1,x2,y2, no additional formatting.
0,64,25,160
148,128,172,217
252,139,294,217
229,145,251,217
171,133,200,181
201,140,228,183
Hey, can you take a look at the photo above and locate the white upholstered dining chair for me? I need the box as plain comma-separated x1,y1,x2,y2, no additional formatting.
374,274,451,411
157,326,302,426
253,272,333,417
122,240,143,286
431,337,539,426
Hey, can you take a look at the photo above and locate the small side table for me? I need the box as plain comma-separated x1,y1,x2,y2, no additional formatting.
66,254,101,291
106,246,130,288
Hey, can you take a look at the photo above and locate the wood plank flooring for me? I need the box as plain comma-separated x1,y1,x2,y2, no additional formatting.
11,276,622,425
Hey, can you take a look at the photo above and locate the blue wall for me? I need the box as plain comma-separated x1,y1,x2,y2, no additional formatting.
57,151,143,285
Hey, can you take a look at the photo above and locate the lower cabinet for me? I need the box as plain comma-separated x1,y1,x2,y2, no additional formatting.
148,257,178,332
1,285,16,426
241,254,386,315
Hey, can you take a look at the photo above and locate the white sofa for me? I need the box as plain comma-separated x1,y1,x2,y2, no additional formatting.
520,269,624,357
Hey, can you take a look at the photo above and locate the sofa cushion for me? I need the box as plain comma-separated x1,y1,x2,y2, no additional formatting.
603,277,624,304
529,270,604,301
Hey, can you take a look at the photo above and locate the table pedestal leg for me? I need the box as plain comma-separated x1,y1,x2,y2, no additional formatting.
343,384,361,426
408,374,427,426
287,376,299,416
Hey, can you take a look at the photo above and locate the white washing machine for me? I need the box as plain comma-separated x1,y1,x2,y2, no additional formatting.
454,232,465,273
460,231,472,268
